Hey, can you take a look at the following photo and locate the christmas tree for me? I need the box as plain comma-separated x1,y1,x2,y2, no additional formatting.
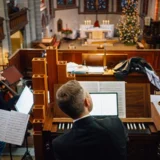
117,0,141,45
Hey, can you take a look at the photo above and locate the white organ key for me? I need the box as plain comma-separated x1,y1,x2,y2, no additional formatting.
138,123,142,130
142,123,146,130
67,123,70,130
62,123,65,130
127,123,130,130
58,123,62,130
130,123,133,130
133,123,137,130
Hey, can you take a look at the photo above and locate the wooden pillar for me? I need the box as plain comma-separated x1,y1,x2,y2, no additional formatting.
46,49,58,103
32,58,48,160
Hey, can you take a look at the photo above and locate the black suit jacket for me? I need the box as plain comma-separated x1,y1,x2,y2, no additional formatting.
52,116,128,160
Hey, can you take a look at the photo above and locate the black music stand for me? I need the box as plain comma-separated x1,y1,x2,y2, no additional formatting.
21,127,33,160
9,144,13,160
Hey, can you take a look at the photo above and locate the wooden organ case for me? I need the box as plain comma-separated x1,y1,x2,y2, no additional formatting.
28,49,160,160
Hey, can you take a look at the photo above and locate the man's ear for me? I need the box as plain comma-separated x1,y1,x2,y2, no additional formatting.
84,98,90,108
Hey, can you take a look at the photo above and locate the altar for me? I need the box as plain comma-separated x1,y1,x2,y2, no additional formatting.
79,24,114,40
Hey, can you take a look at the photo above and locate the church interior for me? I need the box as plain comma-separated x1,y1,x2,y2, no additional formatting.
0,0,160,160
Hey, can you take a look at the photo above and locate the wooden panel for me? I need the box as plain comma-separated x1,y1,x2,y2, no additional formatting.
106,54,128,69
32,58,47,74
82,53,104,66
34,90,45,105
33,105,45,119
32,74,48,90
8,49,44,76
9,8,28,35
57,61,67,83
58,50,157,70
47,49,58,103
121,51,154,66
151,103,160,131
59,52,82,64
53,83,151,118
33,132,44,160
8,50,22,73
154,51,160,70
126,83,151,117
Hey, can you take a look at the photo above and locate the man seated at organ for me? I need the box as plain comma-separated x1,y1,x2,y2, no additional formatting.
52,80,128,160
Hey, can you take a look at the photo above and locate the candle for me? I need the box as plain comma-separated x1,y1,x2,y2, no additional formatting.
108,20,110,24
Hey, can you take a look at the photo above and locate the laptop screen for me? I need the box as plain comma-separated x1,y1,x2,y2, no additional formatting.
90,92,118,116
15,86,33,114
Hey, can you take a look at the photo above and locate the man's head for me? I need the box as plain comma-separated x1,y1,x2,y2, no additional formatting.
56,80,93,119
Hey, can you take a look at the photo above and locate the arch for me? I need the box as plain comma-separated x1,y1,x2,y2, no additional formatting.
42,13,46,28
57,19,63,32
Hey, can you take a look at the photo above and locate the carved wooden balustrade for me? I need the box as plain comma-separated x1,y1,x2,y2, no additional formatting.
9,8,28,35
0,17,5,41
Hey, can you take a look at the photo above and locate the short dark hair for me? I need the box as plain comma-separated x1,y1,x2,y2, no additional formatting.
56,80,86,119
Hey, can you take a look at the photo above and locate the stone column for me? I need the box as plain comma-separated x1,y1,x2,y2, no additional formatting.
2,0,12,57
34,0,42,40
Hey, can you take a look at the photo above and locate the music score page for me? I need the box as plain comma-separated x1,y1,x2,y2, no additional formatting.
0,110,29,145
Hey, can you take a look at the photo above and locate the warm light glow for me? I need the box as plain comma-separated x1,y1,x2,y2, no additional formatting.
154,0,159,20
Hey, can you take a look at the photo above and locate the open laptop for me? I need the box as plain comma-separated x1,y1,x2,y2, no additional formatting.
15,86,34,114
89,92,118,118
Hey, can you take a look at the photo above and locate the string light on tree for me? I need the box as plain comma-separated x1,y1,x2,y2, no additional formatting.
117,0,141,45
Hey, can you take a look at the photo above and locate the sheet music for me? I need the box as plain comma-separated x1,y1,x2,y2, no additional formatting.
88,66,104,74
0,110,10,141
150,95,160,114
79,81,99,92
0,110,29,145
79,81,126,118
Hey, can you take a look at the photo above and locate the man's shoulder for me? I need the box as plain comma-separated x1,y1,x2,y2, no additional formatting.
96,116,124,131
52,130,71,146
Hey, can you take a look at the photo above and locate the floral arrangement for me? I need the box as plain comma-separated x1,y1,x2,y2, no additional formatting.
61,29,72,35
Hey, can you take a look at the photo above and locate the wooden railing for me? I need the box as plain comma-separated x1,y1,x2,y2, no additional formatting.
9,8,28,35
0,17,5,41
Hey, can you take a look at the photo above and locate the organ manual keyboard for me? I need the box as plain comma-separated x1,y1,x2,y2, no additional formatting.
53,121,151,134
42,83,160,160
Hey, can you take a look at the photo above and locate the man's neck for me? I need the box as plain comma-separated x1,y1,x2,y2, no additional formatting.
73,114,90,122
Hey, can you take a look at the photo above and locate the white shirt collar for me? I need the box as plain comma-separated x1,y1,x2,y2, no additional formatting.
73,114,90,123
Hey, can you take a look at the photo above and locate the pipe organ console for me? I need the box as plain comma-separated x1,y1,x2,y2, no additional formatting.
28,49,160,160
42,83,160,160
